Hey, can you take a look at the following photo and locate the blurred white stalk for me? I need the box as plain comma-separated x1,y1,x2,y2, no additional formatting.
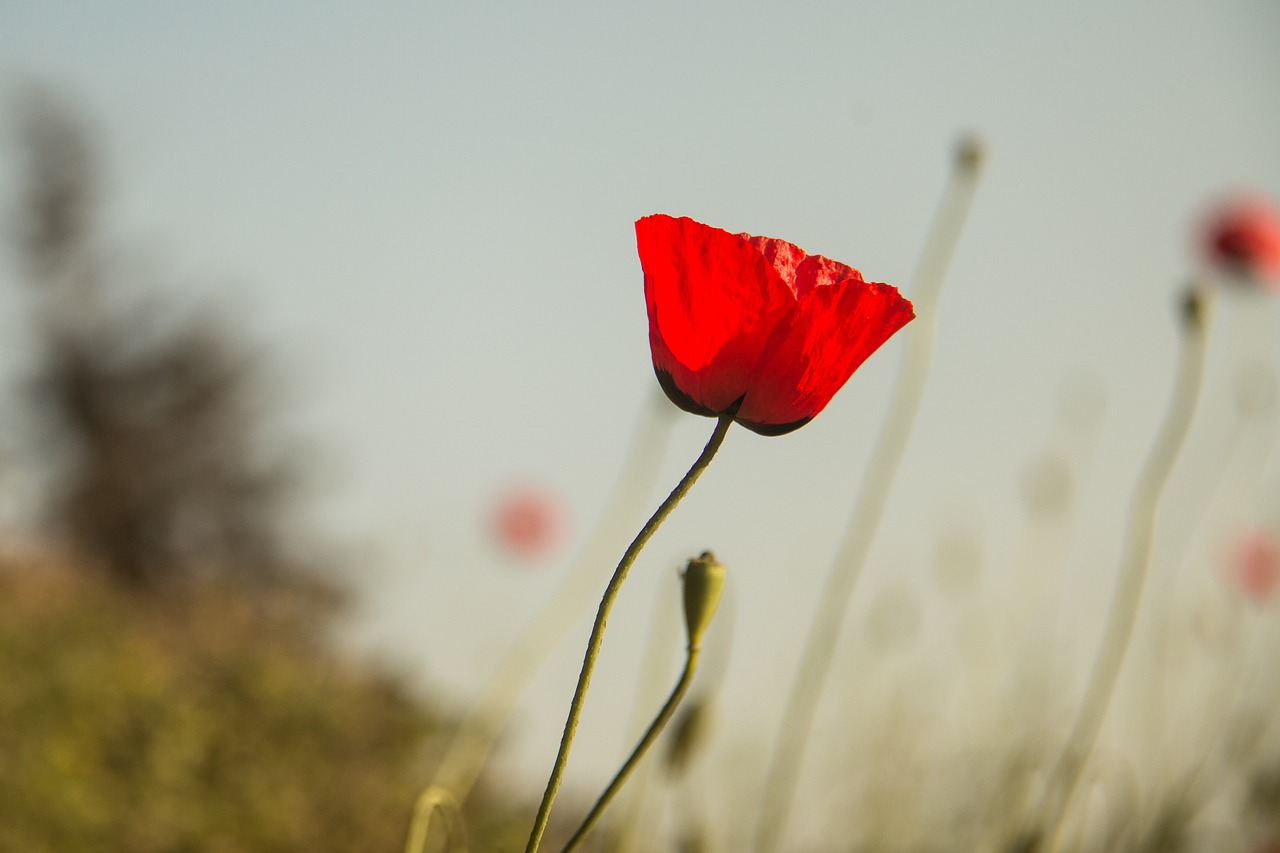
1039,286,1212,853
402,785,468,853
751,134,986,853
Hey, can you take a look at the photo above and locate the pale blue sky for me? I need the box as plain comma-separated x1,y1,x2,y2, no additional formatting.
2,0,1279,812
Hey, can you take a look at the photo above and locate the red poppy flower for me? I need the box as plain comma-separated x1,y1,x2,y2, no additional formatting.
1228,528,1280,604
636,215,914,436
490,487,566,562
1202,194,1280,288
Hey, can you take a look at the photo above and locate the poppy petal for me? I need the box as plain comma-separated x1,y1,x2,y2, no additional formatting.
744,237,865,299
743,235,807,295
735,278,914,435
638,215,796,415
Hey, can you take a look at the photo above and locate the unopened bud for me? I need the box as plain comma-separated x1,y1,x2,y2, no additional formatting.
681,551,725,650
954,132,986,174
1179,283,1209,331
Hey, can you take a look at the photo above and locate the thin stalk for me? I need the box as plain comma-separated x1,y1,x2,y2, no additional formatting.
524,413,734,853
403,785,468,853
751,135,985,853
1039,288,1211,852
612,582,686,853
429,394,675,804
560,644,702,852
615,583,735,853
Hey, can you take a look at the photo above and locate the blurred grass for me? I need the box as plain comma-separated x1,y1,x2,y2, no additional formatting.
0,556,442,852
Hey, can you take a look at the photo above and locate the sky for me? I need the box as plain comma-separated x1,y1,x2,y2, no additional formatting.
2,0,1280,823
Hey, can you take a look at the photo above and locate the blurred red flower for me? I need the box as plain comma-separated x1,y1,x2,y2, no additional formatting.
1229,528,1280,604
490,487,565,562
636,215,914,436
1202,194,1280,288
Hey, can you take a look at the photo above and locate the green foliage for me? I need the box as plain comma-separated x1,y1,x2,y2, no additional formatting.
0,562,436,852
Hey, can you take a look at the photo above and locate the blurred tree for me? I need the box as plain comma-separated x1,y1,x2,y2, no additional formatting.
2,92,536,852
11,91,299,588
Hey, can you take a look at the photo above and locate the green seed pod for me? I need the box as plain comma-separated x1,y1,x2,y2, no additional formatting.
682,551,725,650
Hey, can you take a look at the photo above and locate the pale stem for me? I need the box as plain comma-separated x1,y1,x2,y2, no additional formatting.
751,139,984,853
402,785,468,853
1038,289,1211,853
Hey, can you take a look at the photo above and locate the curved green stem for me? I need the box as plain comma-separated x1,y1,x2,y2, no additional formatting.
1038,289,1211,852
611,582,688,853
429,394,675,804
403,785,469,853
524,413,734,853
560,644,702,853
751,137,984,853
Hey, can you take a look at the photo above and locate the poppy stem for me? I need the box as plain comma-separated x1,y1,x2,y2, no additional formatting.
1035,286,1211,852
610,582,691,853
751,134,985,853
558,643,701,853
523,413,734,853
424,392,675,807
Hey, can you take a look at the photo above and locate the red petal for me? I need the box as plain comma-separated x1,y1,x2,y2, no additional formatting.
735,278,914,435
793,253,865,297
637,215,796,414
744,237,865,299
743,235,806,295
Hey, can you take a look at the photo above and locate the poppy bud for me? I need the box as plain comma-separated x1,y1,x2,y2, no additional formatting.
1178,285,1208,332
681,551,725,650
954,132,986,174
